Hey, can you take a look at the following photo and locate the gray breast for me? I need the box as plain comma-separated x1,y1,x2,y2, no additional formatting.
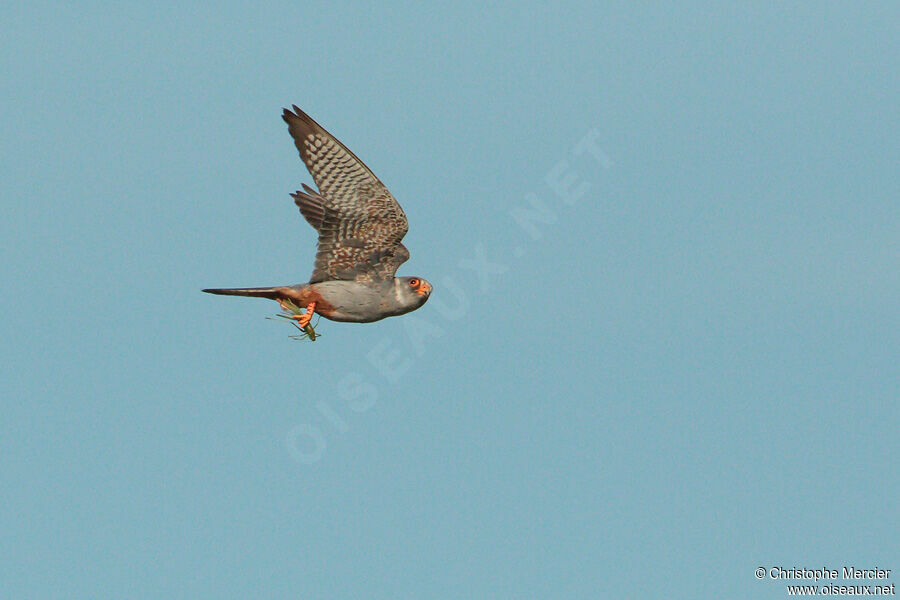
313,280,397,323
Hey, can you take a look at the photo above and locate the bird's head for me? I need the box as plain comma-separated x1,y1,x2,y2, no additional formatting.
396,276,432,308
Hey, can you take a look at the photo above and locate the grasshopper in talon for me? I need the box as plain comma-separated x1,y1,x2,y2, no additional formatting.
267,298,321,342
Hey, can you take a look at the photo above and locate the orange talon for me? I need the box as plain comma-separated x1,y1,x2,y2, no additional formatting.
292,302,316,329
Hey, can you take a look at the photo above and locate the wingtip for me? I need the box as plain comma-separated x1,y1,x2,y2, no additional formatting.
283,104,317,126
282,104,304,118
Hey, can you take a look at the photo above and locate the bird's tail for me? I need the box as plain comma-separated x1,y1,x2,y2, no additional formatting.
202,286,284,300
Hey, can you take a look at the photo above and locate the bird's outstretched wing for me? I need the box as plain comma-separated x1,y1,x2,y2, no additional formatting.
282,106,410,283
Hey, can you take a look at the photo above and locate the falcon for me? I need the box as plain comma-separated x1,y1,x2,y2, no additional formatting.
203,106,432,331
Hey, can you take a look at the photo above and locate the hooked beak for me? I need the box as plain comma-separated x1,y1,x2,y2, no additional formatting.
417,282,432,297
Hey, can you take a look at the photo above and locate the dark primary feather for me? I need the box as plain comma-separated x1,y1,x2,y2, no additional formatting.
291,183,326,230
282,106,410,283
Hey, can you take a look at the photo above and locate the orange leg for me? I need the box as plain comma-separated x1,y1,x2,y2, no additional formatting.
292,302,316,328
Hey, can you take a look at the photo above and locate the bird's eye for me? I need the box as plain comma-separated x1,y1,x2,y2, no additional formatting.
409,278,419,287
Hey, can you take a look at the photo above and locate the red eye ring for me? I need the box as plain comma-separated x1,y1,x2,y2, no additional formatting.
409,278,419,287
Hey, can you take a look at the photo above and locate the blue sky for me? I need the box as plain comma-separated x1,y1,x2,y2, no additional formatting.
1,2,897,598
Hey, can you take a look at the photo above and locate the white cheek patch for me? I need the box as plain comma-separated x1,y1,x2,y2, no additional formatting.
393,281,407,305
